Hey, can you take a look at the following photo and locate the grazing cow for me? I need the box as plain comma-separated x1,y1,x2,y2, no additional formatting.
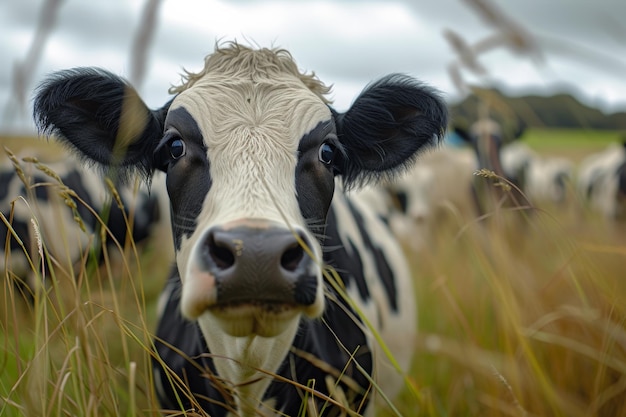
350,165,434,253
1,152,168,297
454,110,529,216
357,145,476,252
386,164,435,249
577,141,626,220
501,142,574,205
33,43,447,416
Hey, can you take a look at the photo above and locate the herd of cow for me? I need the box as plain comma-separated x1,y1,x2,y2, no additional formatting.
2,43,625,416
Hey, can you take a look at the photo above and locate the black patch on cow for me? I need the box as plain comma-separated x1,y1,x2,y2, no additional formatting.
295,119,337,241
62,169,97,228
347,198,398,312
27,174,51,201
158,107,211,249
617,161,626,197
323,200,399,312
394,190,408,213
130,192,160,243
323,206,370,304
0,217,29,252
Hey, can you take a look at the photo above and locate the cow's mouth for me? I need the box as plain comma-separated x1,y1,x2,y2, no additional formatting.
208,301,301,337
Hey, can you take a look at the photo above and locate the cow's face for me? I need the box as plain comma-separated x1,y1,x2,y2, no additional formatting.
33,43,447,343
156,70,335,337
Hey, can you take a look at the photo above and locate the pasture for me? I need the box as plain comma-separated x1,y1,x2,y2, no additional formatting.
2,129,626,416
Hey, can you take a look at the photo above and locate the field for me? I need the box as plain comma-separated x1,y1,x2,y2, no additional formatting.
522,128,623,162
1,130,626,416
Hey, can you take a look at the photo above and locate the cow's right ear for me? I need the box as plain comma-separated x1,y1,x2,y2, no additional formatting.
33,68,169,180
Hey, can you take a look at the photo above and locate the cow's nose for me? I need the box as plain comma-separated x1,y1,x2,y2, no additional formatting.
200,221,318,307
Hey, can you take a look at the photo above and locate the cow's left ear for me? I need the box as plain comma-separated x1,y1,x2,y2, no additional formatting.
332,74,447,186
33,68,170,180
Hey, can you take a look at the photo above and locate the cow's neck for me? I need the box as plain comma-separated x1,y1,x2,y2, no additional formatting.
197,317,300,415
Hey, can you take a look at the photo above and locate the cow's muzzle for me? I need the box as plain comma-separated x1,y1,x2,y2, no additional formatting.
201,220,318,306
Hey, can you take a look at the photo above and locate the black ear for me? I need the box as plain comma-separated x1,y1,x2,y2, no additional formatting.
333,74,447,186
33,68,169,180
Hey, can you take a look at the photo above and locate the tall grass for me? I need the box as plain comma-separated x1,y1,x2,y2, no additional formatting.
1,153,170,417
388,182,626,416
2,141,626,416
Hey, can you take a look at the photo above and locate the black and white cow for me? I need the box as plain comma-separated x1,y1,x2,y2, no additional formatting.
33,43,447,416
577,141,626,220
1,152,168,298
356,145,477,252
454,112,529,216
501,141,573,205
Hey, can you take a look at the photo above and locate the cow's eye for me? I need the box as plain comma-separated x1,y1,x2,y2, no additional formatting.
318,142,335,165
168,137,186,159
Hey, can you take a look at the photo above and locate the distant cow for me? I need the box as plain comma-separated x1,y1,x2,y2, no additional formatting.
577,141,626,220
358,145,476,252
352,165,434,252
33,43,447,415
454,111,529,216
0,153,168,298
501,142,574,205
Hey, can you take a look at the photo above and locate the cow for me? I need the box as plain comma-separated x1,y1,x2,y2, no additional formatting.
501,142,574,205
577,141,626,220
356,144,477,252
33,42,447,416
453,109,529,217
0,151,168,299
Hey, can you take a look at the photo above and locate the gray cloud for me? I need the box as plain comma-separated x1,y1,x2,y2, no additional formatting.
2,0,626,132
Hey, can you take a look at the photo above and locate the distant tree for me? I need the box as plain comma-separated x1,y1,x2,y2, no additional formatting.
450,89,626,130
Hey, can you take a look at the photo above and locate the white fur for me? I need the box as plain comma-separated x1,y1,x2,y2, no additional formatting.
577,142,626,219
501,142,574,204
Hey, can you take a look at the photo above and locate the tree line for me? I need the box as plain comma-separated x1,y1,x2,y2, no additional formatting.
450,88,626,131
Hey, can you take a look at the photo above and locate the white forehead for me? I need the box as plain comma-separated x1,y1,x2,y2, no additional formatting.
171,77,331,151
164,45,335,231
167,44,333,149
167,73,333,232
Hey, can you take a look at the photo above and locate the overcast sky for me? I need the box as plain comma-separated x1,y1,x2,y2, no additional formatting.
2,0,625,133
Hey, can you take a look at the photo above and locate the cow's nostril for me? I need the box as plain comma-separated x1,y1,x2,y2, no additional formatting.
207,233,235,269
281,243,304,272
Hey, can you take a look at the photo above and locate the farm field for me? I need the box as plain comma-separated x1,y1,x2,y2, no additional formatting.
522,128,623,162
1,129,626,416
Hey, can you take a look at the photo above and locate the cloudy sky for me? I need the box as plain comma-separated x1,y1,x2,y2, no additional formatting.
1,0,625,133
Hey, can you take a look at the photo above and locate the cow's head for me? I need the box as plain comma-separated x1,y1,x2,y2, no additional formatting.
34,43,446,343
453,108,526,177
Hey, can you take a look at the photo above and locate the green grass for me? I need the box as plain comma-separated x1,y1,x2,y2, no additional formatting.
522,128,623,162
2,135,626,416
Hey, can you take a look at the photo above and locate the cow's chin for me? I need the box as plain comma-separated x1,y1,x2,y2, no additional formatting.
207,303,302,338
